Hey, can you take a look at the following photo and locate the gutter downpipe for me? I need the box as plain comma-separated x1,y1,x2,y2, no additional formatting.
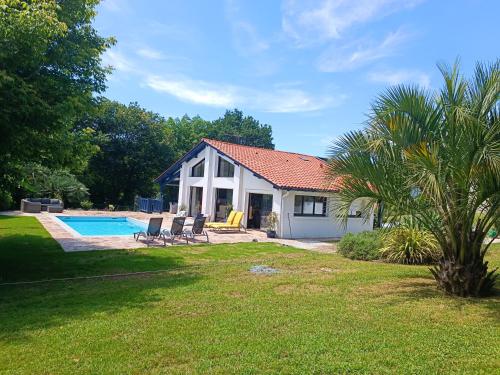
281,190,293,239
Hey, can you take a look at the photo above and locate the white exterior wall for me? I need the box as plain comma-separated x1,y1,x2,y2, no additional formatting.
177,146,278,223
176,144,373,239
280,191,374,239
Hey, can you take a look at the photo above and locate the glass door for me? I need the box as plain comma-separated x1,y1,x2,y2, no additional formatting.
247,193,273,229
188,187,203,217
214,188,233,221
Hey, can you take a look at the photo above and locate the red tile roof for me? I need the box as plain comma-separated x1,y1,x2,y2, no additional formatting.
202,138,340,191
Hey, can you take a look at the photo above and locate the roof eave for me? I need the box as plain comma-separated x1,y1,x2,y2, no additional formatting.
154,140,207,184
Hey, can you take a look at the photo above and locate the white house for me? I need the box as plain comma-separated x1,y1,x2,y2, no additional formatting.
155,138,373,239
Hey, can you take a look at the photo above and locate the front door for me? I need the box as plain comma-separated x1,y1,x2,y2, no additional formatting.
247,193,273,229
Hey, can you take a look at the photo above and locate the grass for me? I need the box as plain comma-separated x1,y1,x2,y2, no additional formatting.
0,216,499,374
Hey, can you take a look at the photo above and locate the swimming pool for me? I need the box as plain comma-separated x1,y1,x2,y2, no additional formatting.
56,216,147,237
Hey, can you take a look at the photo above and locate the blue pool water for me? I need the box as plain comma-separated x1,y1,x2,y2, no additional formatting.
57,216,147,236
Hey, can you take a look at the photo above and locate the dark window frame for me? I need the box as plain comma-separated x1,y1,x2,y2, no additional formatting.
191,159,205,177
347,210,362,218
217,156,235,177
294,195,327,217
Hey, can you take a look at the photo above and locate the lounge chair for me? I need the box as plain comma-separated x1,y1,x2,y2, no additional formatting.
134,217,163,246
205,210,236,228
160,216,186,245
211,211,245,232
182,216,208,243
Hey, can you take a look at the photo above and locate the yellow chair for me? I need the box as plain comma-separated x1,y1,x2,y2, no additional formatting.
205,210,236,228
212,211,244,232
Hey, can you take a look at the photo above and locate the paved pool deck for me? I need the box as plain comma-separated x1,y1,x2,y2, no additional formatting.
1,210,338,253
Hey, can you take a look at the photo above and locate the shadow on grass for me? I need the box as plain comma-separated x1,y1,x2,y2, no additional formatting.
0,217,205,342
0,233,187,282
0,269,201,342
375,275,500,320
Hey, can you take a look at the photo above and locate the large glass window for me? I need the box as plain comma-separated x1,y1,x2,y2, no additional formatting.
191,159,205,177
217,157,234,177
294,195,327,216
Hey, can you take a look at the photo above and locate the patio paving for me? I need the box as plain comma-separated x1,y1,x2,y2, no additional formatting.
1,210,337,253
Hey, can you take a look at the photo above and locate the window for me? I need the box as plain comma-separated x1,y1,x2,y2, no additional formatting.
348,210,362,218
217,157,234,177
191,159,205,177
347,202,362,218
294,195,327,216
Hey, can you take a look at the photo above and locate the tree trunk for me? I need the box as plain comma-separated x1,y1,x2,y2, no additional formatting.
430,254,497,297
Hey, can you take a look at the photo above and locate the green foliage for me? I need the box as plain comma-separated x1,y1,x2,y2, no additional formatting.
209,109,274,148
265,212,279,231
380,228,440,264
166,109,274,159
21,163,88,206
338,231,383,261
77,99,175,206
80,200,93,210
0,190,14,211
0,0,113,206
329,60,499,296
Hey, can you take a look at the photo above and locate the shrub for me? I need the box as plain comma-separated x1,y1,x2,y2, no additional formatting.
338,231,383,261
380,228,440,265
80,200,93,210
20,163,89,206
0,190,14,210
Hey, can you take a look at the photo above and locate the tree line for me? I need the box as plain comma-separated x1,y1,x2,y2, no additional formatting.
0,0,273,209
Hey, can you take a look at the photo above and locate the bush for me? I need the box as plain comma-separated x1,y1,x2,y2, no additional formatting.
80,200,93,210
0,190,14,210
20,163,89,206
338,231,383,261
380,228,440,265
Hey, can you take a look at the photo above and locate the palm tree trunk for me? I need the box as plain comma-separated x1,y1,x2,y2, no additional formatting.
430,241,497,297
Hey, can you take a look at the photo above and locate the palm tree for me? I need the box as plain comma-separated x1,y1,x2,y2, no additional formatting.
328,60,499,297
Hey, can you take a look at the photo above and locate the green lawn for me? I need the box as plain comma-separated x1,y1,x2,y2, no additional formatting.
0,216,499,374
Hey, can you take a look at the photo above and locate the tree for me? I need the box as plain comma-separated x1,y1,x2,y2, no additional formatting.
328,60,499,297
77,99,175,207
0,0,113,207
208,109,274,149
165,109,274,159
21,163,89,206
165,115,211,159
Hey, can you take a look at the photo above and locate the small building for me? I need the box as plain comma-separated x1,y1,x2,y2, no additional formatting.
155,138,373,239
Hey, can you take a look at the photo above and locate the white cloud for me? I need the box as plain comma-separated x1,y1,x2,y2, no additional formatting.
100,0,131,13
104,45,344,113
225,0,270,56
368,69,431,87
257,88,342,113
145,75,343,113
230,21,270,55
102,50,138,73
320,135,340,145
136,47,164,60
316,29,409,72
282,0,422,46
146,76,238,107
298,133,339,145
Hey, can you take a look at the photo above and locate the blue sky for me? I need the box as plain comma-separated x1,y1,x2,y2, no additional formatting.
95,0,499,156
